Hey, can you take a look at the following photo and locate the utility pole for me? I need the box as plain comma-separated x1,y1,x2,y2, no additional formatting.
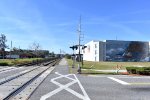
77,16,82,74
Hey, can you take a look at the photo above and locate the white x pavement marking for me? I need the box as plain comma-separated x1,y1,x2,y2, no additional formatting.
40,72,90,100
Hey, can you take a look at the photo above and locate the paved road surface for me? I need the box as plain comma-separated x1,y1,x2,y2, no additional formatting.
29,59,150,100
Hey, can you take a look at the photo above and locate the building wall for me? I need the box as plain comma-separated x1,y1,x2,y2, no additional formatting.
106,40,149,61
82,40,149,62
99,41,106,61
83,40,100,61
82,40,106,61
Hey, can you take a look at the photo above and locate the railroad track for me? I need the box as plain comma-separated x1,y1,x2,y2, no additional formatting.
0,58,61,100
0,67,17,73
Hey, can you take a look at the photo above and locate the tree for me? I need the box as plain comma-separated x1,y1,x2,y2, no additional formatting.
29,42,41,57
12,47,23,55
0,34,8,59
38,50,49,58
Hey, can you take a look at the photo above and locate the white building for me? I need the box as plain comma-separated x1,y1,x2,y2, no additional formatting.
83,40,106,61
77,40,149,62
78,40,106,62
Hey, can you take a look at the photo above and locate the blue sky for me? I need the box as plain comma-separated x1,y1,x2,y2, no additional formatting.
1,0,150,53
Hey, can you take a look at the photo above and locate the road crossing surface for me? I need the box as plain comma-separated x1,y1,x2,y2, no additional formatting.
0,59,150,100
30,59,150,100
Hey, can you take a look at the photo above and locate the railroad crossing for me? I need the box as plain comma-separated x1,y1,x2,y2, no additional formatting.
0,58,60,100
0,58,150,100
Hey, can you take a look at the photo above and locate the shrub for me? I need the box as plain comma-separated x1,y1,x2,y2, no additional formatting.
0,62,9,66
65,54,71,59
11,60,19,65
12,60,31,65
126,67,150,75
126,67,137,74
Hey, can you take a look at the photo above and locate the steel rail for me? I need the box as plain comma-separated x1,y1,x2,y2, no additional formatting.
2,58,60,100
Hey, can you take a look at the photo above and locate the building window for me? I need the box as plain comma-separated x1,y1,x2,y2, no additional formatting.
95,50,97,55
95,44,97,48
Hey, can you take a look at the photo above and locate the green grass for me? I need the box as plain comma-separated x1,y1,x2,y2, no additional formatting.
0,59,14,65
66,59,73,67
67,59,150,70
66,59,150,74
66,59,77,74
82,61,150,70
81,69,117,75
0,58,43,66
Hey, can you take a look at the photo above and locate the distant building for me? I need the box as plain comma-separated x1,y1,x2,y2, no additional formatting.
80,40,149,62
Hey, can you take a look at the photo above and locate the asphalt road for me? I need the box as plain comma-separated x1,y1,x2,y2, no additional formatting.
29,59,150,100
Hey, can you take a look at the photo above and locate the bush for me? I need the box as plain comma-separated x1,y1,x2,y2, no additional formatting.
126,67,137,74
12,60,31,65
0,62,9,66
11,60,19,65
65,54,71,59
137,70,150,75
126,67,150,75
